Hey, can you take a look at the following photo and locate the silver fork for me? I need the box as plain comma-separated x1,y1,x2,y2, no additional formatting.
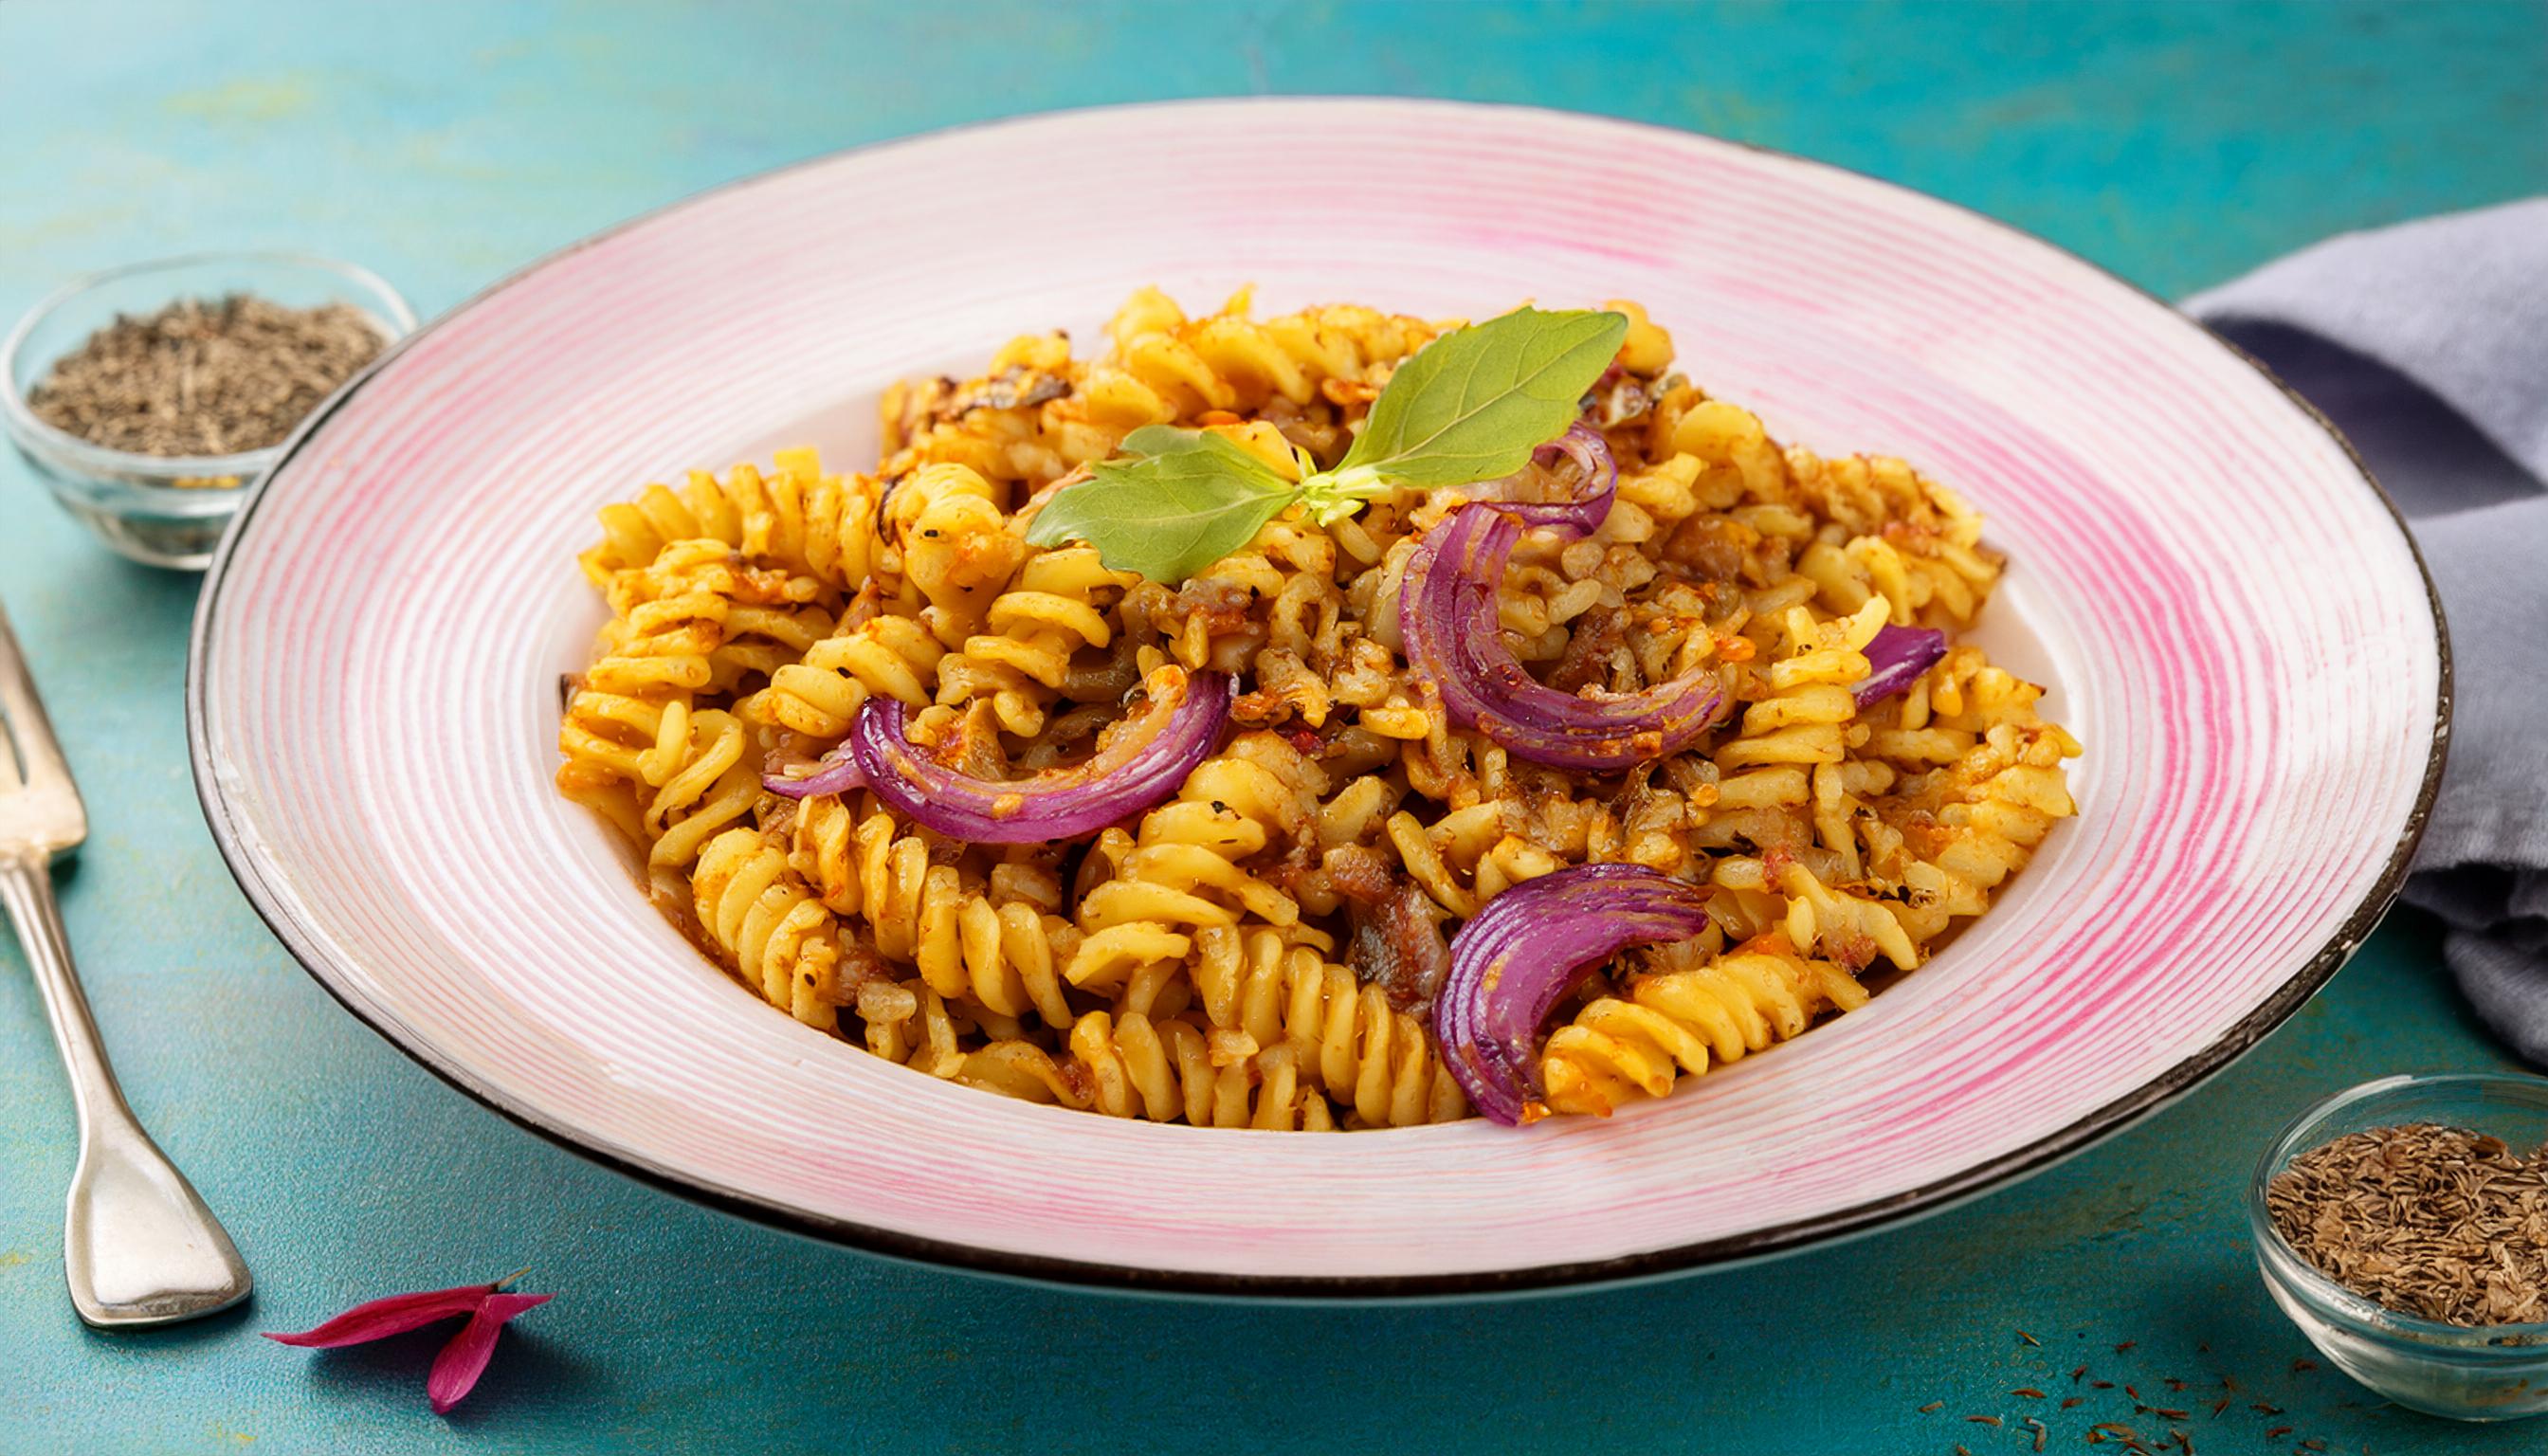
0,600,250,1326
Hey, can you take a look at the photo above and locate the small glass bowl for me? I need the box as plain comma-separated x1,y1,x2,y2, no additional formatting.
2250,1072,2548,1422
2,251,415,570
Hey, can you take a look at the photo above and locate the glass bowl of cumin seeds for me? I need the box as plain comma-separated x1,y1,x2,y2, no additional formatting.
2,251,414,569
2251,1072,2548,1421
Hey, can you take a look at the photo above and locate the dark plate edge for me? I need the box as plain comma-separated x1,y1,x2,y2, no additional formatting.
184,97,2454,1301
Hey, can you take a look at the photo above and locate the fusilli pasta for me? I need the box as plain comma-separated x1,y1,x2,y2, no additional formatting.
558,288,2079,1129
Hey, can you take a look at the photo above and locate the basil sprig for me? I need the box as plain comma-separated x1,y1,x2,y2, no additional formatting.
1025,305,1628,583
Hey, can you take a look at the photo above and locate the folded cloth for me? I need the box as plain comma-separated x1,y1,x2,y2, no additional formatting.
2186,199,2548,1062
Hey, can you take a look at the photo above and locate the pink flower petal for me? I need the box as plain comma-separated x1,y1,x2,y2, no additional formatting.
263,1282,499,1347
426,1292,552,1414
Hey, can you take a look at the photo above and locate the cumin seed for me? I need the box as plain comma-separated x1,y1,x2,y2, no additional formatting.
2011,1387,2045,1399
1918,1401,1942,1413
1966,1414,2001,1427
2266,1124,2548,1326
27,294,385,459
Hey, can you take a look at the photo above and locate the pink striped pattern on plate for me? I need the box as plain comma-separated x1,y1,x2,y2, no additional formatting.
188,100,2444,1293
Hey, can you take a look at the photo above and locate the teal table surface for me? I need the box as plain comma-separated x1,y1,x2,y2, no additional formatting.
3,3,2543,1452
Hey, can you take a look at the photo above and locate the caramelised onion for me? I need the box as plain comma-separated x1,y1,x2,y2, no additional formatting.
761,741,867,801
1433,864,1712,1126
1398,425,1724,770
1854,623,1948,707
847,665,1231,844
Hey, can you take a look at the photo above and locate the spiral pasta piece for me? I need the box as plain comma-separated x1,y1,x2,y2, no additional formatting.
1065,733,1320,992
932,546,1133,737
692,828,845,1030
1538,941,1870,1118
1189,927,1466,1128
641,708,760,869
760,612,947,738
1065,289,1440,436
581,448,888,592
785,796,1082,1030
888,462,1026,642
951,1013,1337,1131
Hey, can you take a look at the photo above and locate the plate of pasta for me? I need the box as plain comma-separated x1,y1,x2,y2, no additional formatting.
189,100,2446,1294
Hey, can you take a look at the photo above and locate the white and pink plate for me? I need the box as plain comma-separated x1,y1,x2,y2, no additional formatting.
188,100,2446,1295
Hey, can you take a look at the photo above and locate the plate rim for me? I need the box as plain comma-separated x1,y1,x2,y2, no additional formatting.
184,96,2453,1300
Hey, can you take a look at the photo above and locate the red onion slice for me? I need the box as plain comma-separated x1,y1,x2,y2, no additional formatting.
1853,623,1948,707
1508,420,1618,535
762,741,867,800
848,665,1231,844
1398,427,1723,770
1433,864,1713,1126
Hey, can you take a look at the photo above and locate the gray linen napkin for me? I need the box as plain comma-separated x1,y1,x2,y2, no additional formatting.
2185,198,2548,1061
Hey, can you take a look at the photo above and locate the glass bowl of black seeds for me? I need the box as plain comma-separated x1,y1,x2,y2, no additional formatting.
2,251,415,569
2250,1072,2548,1422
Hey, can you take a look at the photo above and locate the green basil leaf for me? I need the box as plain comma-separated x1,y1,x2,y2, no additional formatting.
1338,307,1628,488
1023,426,1299,583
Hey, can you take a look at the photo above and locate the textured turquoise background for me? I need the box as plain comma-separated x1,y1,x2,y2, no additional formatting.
2,3,2542,1452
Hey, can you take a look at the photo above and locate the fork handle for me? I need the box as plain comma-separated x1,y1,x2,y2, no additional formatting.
0,849,252,1326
